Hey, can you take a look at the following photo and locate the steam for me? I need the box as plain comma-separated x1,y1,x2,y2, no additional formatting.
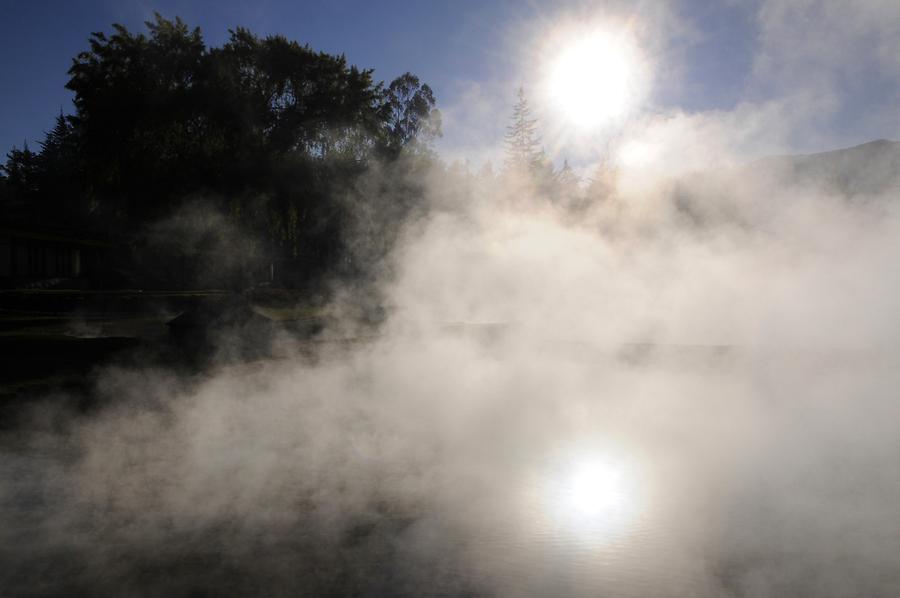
142,199,266,290
4,139,900,595
4,1,900,596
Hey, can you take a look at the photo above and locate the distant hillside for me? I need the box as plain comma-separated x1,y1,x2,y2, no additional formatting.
754,139,900,198
670,140,900,228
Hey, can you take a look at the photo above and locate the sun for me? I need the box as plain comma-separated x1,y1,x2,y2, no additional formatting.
545,28,642,128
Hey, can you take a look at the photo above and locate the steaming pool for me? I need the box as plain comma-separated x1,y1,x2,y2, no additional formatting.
3,339,900,597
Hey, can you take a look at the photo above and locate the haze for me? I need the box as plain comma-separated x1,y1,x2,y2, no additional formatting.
2,1,900,597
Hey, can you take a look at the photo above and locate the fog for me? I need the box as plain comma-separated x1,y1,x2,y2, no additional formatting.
5,1,900,596
4,132,900,596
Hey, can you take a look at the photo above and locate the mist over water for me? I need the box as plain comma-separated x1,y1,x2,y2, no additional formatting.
4,137,900,597
4,0,900,594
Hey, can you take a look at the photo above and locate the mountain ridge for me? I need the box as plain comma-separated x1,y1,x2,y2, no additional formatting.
753,139,900,197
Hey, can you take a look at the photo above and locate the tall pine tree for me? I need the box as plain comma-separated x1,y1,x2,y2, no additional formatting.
503,87,542,173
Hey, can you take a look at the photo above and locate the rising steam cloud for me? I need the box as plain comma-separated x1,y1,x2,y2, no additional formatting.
3,1,900,596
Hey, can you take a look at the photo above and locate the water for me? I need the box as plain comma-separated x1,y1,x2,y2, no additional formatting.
3,347,900,596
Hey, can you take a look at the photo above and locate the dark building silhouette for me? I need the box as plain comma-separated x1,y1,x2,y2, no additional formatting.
0,224,111,288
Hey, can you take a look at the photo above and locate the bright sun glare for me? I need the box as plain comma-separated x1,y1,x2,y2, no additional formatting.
547,28,640,127
564,461,628,519
541,455,638,539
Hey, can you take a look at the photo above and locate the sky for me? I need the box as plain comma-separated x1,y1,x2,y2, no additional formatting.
1,0,898,167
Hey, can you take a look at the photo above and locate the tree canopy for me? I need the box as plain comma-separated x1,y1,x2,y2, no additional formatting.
1,14,441,290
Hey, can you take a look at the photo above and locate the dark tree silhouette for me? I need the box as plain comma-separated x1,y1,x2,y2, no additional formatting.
37,113,85,216
384,72,442,152
2,142,39,195
1,14,441,290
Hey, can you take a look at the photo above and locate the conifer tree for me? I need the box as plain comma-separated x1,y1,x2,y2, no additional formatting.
503,87,542,173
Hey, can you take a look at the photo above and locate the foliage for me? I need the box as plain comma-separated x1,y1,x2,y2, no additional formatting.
553,158,581,206
504,87,542,173
2,142,39,196
384,73,441,153
1,14,441,290
503,87,557,195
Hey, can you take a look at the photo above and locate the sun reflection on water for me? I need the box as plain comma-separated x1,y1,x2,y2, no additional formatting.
537,452,644,542
565,461,628,518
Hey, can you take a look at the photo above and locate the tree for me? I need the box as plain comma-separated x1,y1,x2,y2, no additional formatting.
504,87,542,173
37,112,85,214
554,158,581,203
4,14,441,290
2,142,39,195
211,28,388,161
584,155,617,204
556,158,576,182
1,142,41,223
384,72,441,153
66,14,208,221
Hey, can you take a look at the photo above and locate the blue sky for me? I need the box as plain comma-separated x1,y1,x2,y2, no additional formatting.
1,0,897,165
1,0,519,155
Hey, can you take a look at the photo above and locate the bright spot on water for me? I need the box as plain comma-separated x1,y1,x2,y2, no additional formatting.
565,461,627,518
540,455,641,540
